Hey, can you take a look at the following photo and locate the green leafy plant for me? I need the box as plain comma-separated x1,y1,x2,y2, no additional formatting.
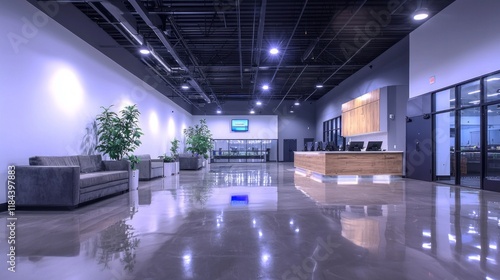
162,155,175,163
127,154,140,170
183,119,213,158
170,138,180,159
96,105,143,160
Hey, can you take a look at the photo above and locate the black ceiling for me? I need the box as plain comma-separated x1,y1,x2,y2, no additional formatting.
38,0,455,109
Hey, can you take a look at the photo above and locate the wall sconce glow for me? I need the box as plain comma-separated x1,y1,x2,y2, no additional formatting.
262,85,269,90
168,117,176,138
50,67,84,115
413,8,429,20
149,110,159,135
269,48,279,55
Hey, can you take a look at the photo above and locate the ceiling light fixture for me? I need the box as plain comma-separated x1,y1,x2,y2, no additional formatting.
250,108,255,114
413,8,429,20
256,101,262,106
315,83,323,88
139,47,150,55
269,48,279,55
294,101,300,106
181,84,189,90
262,85,269,90
216,108,222,114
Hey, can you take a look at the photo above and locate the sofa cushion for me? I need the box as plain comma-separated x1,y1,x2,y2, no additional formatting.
151,161,163,169
78,155,104,173
29,156,79,167
80,171,128,189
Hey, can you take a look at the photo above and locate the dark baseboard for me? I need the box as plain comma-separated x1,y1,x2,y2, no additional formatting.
0,203,7,213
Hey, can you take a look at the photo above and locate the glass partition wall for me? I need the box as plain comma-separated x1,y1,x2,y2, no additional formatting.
212,139,278,163
432,71,500,191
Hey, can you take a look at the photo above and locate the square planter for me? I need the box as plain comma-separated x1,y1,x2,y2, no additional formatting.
130,169,139,191
163,162,175,177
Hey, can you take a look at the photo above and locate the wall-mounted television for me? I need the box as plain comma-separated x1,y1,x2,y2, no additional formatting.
231,119,249,132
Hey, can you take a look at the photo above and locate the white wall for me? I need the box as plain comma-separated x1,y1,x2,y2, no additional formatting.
192,115,278,140
0,0,192,204
409,0,500,98
316,37,409,141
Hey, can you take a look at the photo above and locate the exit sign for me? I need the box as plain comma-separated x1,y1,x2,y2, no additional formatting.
429,76,436,84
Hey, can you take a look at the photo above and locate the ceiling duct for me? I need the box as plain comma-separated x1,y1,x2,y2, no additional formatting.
127,0,211,103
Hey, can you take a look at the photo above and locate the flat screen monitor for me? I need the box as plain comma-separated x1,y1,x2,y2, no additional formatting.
347,141,364,151
365,141,383,151
231,119,249,132
325,141,339,151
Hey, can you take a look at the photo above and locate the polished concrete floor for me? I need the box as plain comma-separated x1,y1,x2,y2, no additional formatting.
2,163,500,280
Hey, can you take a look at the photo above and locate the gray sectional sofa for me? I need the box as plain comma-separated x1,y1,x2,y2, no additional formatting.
16,155,130,208
179,153,204,170
136,154,163,180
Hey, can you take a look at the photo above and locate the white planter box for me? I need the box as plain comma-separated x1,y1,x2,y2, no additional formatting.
163,162,175,176
175,161,180,174
130,169,139,191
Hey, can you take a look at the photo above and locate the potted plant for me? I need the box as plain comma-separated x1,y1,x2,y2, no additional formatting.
170,138,180,174
161,154,176,177
96,104,143,160
96,104,143,189
183,119,213,167
127,154,140,190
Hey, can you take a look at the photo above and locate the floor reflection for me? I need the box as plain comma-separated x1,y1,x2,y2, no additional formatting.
1,163,500,279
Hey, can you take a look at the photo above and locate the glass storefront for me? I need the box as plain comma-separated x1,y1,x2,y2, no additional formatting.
431,72,500,191
212,139,278,163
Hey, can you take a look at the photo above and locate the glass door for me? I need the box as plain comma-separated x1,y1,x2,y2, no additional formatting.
435,111,455,185
459,107,481,188
484,104,500,191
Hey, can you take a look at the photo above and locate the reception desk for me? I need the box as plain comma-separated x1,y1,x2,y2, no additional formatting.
294,151,403,176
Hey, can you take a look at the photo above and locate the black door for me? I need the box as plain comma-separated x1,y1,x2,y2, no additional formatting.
283,139,297,162
406,115,432,181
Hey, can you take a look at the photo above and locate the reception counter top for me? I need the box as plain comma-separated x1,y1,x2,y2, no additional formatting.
294,151,404,176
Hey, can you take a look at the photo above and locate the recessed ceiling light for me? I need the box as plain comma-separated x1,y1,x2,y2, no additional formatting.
269,48,279,55
216,109,222,114
294,101,300,106
250,109,255,114
413,8,429,20
315,84,323,88
262,85,269,90
256,101,262,106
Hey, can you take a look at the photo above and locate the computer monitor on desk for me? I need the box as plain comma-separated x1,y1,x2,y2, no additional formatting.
365,141,383,151
347,141,364,151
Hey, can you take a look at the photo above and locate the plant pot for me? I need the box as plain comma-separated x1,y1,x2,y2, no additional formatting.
163,162,175,177
175,161,180,174
130,169,139,191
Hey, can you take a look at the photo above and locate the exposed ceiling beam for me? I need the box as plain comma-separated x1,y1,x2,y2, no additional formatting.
127,0,212,103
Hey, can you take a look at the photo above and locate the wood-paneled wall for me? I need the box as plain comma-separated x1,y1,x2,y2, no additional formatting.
341,89,380,136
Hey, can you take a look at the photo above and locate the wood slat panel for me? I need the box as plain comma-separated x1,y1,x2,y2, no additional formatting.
294,152,403,176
